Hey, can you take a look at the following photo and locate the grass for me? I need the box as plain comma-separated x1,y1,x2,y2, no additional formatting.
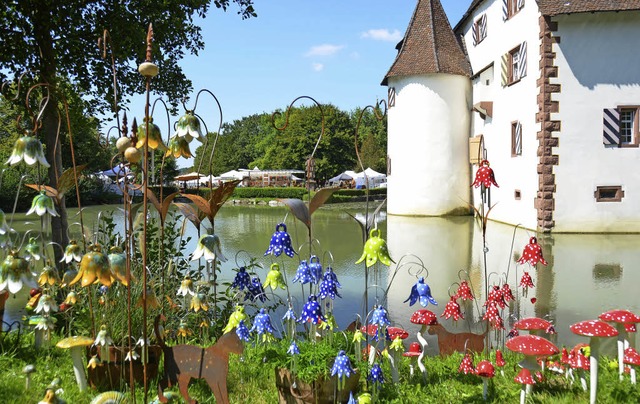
1,330,639,403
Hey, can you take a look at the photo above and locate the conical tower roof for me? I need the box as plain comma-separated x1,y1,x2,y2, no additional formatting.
381,0,471,85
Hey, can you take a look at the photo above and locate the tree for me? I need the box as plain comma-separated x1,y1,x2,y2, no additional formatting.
0,0,256,254
351,107,387,173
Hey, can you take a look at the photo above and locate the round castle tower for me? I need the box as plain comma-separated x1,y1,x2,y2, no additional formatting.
382,0,472,216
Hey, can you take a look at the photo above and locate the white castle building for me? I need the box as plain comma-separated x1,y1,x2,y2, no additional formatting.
383,0,640,233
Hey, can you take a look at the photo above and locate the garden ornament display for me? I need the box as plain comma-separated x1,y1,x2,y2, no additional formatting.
263,263,287,290
107,246,131,286
38,265,60,287
246,276,266,303
282,305,297,337
388,331,407,383
428,324,487,356
471,160,498,188
331,350,355,392
624,347,640,384
505,335,559,373
70,244,113,287
483,300,503,329
189,292,209,312
251,308,276,342
355,228,393,267
23,364,35,390
502,283,515,303
0,250,36,294
319,267,342,300
89,391,127,404
136,116,167,151
264,223,295,257
517,237,547,266
513,317,554,336
368,362,385,399
291,260,313,284
6,134,50,167
174,110,204,142
441,296,464,322
514,368,535,404
570,320,619,404
298,294,325,324
458,353,475,374
230,267,251,290
404,277,438,307
38,387,66,404
487,285,506,309
370,305,391,327
235,320,250,342
598,309,640,381
495,349,506,377
165,135,193,159
454,280,474,301
56,335,95,392
176,276,195,297
155,315,244,404
519,272,534,297
403,342,422,377
223,305,247,334
475,360,495,400
191,234,227,262
24,237,42,260
410,309,437,379
27,191,58,217
308,255,322,283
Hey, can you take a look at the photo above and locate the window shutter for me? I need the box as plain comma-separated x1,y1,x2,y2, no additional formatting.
472,22,479,46
480,14,488,41
603,108,620,145
517,0,525,11
518,41,527,79
502,0,508,21
501,53,508,87
388,87,396,108
515,122,522,155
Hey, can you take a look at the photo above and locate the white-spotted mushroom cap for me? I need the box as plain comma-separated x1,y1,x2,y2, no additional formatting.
410,309,438,326
571,350,590,371
514,368,535,385
475,360,495,378
514,317,553,332
403,342,422,357
570,320,619,338
387,326,409,340
505,335,559,357
624,347,640,367
599,310,640,325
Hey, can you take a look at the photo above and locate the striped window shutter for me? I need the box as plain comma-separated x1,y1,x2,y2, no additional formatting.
518,41,527,79
515,122,522,155
503,0,508,21
603,108,620,145
388,87,396,108
479,14,488,41
501,53,508,87
472,22,479,46
517,0,525,11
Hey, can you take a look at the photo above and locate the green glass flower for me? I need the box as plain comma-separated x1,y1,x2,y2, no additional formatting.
35,292,58,314
70,244,113,287
38,265,60,286
24,237,42,261
190,292,209,312
192,234,227,263
6,134,50,167
0,208,10,235
165,135,193,159
0,250,36,294
355,229,394,267
27,191,58,217
174,111,203,142
136,116,168,151
262,263,287,290
108,246,132,286
223,305,247,334
61,240,82,263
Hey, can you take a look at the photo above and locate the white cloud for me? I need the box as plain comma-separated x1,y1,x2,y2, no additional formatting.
305,44,345,57
361,28,403,42
312,63,324,72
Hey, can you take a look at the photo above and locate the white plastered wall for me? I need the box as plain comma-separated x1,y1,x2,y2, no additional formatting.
386,74,471,216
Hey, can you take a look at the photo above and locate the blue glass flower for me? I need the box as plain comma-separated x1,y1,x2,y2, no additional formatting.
331,350,354,381
264,223,295,257
245,276,266,303
371,305,391,327
298,294,325,324
291,260,314,284
368,363,385,384
308,255,322,283
236,320,251,342
404,277,438,307
287,340,300,355
231,266,251,290
348,392,357,404
250,308,276,336
319,268,342,300
282,306,297,322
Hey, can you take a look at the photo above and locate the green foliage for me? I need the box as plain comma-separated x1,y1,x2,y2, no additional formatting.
231,187,307,199
351,107,387,173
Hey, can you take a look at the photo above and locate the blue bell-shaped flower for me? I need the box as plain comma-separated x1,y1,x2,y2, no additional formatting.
231,266,251,291
298,294,325,324
291,260,314,284
308,255,322,283
264,223,295,257
370,305,391,327
235,320,251,342
245,276,267,303
404,277,438,307
319,267,342,300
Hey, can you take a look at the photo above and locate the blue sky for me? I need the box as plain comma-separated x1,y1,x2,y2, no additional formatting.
127,1,469,166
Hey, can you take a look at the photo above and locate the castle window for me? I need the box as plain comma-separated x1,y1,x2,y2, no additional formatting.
503,0,525,20
594,186,624,202
511,121,522,156
502,42,527,86
602,107,640,147
472,14,487,46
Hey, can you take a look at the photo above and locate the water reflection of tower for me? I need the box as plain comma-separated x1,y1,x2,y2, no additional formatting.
534,236,556,341
386,215,473,355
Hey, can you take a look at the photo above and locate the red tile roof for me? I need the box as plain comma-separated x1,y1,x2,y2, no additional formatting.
538,0,640,16
381,0,471,86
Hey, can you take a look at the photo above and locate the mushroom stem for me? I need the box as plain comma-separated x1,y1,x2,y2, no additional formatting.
627,337,637,383
578,369,587,391
615,325,627,381
25,375,30,390
589,338,601,404
519,385,526,404
388,352,399,383
70,346,88,392
482,379,488,400
416,327,428,380
368,345,376,365
409,362,415,377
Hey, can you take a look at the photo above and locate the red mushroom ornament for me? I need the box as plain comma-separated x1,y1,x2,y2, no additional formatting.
517,237,547,266
403,342,422,378
410,309,438,381
475,360,495,400
514,368,535,404
495,349,506,377
506,335,559,374
598,309,640,381
570,320,619,404
471,160,499,188
624,347,640,385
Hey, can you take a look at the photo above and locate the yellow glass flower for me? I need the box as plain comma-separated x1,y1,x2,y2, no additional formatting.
177,276,195,297
38,265,60,286
353,329,364,344
190,293,209,312
136,116,168,151
174,111,203,142
108,246,132,286
177,320,193,337
64,291,77,305
61,240,82,263
136,287,161,309
87,355,101,369
390,336,404,352
319,314,337,331
223,305,246,334
165,135,193,159
70,244,113,287
0,250,36,294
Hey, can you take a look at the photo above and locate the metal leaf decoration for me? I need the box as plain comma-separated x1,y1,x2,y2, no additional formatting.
57,164,88,199
146,189,179,224
280,187,339,230
347,198,387,242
